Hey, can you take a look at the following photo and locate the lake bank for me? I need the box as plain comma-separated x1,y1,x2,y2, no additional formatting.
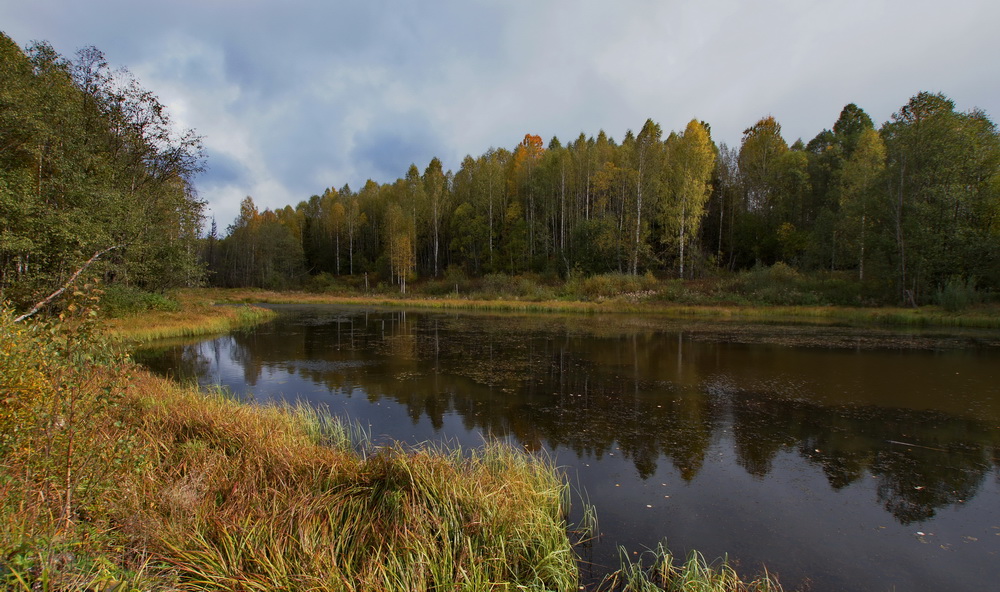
176,286,1000,329
137,303,1000,591
102,299,277,342
4,303,788,591
1,307,578,590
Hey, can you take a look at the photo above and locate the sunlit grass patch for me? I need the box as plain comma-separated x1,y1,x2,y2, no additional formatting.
2,300,579,590
102,302,276,342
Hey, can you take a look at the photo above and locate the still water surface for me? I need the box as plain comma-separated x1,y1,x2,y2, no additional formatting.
137,305,1000,591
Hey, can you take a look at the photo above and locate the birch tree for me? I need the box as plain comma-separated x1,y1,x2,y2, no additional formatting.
838,127,885,281
664,120,716,277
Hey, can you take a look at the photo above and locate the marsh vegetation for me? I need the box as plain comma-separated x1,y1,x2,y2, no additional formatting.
140,305,1000,591
1,301,580,591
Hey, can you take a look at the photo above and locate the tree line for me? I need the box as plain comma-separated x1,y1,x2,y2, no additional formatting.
0,33,204,311
3,35,997,309
208,94,999,304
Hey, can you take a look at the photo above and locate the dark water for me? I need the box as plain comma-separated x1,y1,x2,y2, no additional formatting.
137,305,1000,591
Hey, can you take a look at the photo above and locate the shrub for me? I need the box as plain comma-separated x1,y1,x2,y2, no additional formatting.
566,272,659,300
100,284,179,316
461,273,556,301
722,263,824,306
303,272,348,294
936,277,981,312
654,279,715,304
1,290,143,589
415,266,475,297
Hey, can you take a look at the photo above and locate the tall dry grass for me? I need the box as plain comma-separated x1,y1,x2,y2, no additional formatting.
188,281,1000,329
103,301,276,342
1,297,577,591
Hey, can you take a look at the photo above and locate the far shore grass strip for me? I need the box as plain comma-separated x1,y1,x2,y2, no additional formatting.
181,287,1000,329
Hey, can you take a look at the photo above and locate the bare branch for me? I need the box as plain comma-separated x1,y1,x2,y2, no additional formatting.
14,246,120,322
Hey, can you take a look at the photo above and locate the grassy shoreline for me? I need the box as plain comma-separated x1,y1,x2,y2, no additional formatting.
180,286,1000,329
2,304,579,590
103,299,277,342
3,298,788,591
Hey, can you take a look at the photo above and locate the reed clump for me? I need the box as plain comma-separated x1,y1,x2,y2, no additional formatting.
598,542,785,592
1,298,577,591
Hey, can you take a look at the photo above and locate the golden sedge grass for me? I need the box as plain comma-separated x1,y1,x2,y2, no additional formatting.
103,302,277,343
2,305,579,590
185,287,1000,329
141,392,578,591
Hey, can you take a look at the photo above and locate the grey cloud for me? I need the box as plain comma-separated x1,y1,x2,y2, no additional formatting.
352,124,445,182
3,0,999,225
201,151,251,188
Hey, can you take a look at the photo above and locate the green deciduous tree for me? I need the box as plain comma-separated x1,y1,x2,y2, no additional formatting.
0,35,205,311
386,202,415,293
423,157,448,277
737,116,789,264
838,127,886,281
882,92,1000,303
625,120,664,275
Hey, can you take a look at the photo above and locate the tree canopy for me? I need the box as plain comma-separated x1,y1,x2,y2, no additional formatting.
205,90,999,304
0,33,205,310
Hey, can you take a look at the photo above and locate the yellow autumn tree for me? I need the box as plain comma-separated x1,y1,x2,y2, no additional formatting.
386,203,415,293
663,119,716,277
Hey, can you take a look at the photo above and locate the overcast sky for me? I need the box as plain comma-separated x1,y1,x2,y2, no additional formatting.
3,0,998,228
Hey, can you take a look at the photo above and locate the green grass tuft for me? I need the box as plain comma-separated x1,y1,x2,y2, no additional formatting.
598,541,785,591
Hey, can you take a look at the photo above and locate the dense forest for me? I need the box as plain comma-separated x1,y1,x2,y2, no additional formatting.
0,34,204,311
3,34,999,309
206,98,1000,305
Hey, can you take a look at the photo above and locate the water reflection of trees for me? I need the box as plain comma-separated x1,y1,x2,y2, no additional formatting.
147,310,1000,525
733,393,996,524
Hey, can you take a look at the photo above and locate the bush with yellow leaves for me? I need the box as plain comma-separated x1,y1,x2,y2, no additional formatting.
1,286,144,589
